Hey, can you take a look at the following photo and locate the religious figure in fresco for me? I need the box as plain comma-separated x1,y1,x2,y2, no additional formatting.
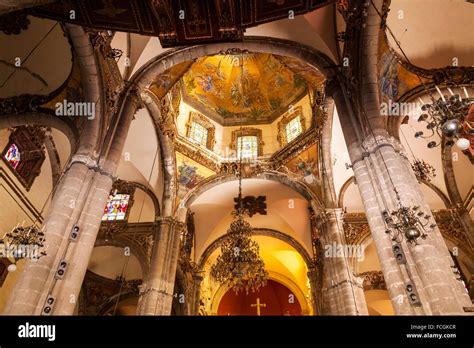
381,62,399,100
178,162,203,189
379,53,400,101
294,159,318,185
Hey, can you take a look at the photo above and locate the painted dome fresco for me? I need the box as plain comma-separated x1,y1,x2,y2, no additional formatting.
182,53,310,126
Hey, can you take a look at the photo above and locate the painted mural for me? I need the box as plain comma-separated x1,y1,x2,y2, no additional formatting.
377,33,430,102
276,55,326,91
181,53,307,125
281,143,321,191
149,61,194,99
176,151,215,199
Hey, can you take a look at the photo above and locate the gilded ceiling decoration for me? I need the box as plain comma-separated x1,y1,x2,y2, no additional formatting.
176,151,216,199
377,33,430,103
28,0,333,47
148,61,193,99
275,55,326,91
280,143,321,193
181,53,308,125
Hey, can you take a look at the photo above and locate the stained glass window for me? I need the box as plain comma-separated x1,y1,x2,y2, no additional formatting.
190,121,208,147
237,136,258,159
4,143,20,169
286,116,303,143
102,194,130,221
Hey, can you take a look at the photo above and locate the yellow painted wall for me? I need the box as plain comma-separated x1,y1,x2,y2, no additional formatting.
177,94,313,157
0,259,25,313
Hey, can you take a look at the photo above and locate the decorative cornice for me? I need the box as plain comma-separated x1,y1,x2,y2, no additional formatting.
174,136,220,172
271,126,319,165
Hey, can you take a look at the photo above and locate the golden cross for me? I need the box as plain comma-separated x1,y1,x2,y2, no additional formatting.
250,297,266,316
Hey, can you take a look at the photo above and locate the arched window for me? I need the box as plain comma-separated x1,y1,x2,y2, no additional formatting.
185,111,215,150
277,106,306,146
230,127,264,159
102,180,135,222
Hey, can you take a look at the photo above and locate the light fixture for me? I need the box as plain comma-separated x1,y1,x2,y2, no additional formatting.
210,52,267,294
455,137,470,150
414,89,473,149
411,158,436,183
382,205,437,245
1,224,46,271
209,199,268,294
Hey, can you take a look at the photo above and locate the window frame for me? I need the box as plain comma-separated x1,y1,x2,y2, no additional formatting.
101,180,136,224
237,135,259,160
1,127,46,191
185,111,215,150
230,127,264,159
277,106,306,147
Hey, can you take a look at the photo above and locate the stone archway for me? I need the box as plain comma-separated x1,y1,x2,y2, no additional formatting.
196,229,316,316
127,36,336,217
174,171,325,223
130,36,335,316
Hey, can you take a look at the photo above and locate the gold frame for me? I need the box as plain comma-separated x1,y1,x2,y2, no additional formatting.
230,127,264,157
277,106,306,147
185,111,216,150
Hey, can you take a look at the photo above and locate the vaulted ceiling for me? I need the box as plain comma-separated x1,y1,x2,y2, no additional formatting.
181,53,309,126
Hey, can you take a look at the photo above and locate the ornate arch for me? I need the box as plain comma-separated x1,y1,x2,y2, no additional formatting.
0,112,78,152
174,171,324,224
198,228,314,316
123,36,335,217
197,228,313,272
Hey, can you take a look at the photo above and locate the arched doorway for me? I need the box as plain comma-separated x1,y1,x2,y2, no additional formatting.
199,234,314,315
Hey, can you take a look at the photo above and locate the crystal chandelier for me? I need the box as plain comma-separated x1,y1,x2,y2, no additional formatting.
382,205,437,245
210,154,268,294
210,52,267,294
411,158,436,183
209,202,268,294
414,89,473,150
1,224,46,272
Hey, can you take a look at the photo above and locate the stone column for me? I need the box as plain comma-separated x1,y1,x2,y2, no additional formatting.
3,160,95,315
306,266,321,315
332,85,472,315
137,217,183,315
320,207,368,315
3,91,141,315
191,273,204,315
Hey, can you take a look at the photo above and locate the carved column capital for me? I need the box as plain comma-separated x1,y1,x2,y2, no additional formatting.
361,134,408,159
324,208,344,221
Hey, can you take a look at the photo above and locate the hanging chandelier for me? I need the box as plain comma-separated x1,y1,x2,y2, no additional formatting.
1,224,46,272
382,205,437,245
209,198,268,294
210,139,268,294
411,158,436,183
414,88,473,150
210,52,267,294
